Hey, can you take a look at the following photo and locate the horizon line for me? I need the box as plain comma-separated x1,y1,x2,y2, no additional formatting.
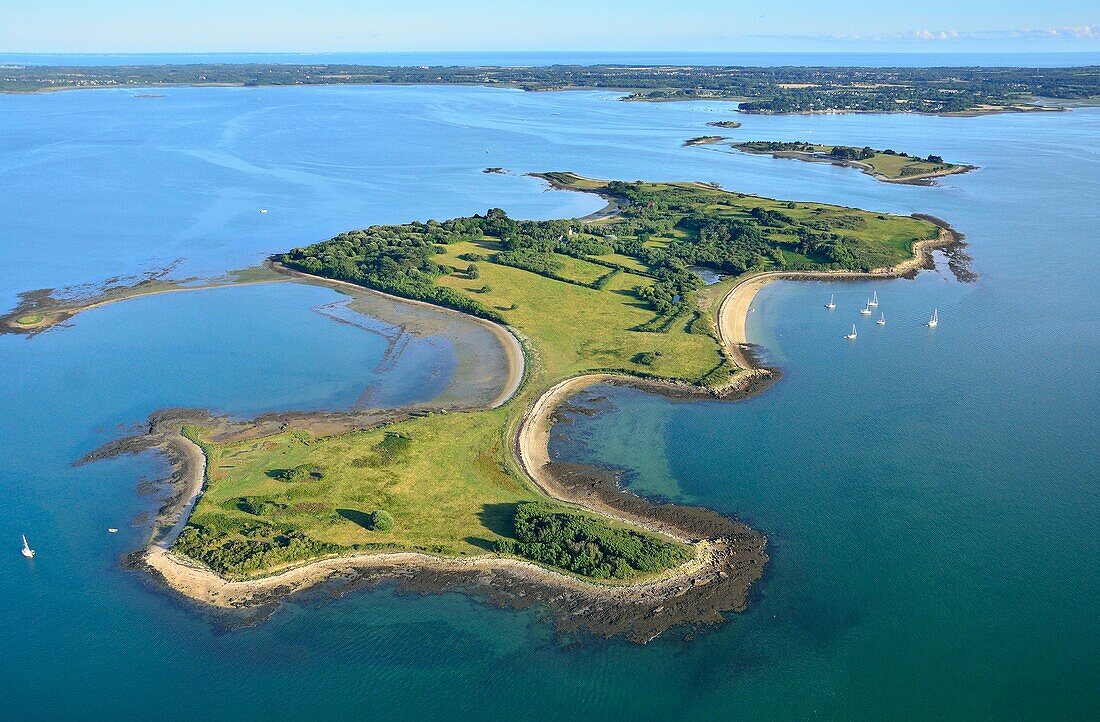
5,49,1100,56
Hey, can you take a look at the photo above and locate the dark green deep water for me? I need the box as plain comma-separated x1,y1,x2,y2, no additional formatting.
0,83,1096,718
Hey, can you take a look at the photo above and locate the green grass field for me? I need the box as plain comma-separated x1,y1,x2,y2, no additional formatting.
175,176,938,580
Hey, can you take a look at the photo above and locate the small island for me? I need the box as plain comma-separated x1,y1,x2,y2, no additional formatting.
732,141,973,184
683,135,727,146
707,120,742,128
82,173,956,641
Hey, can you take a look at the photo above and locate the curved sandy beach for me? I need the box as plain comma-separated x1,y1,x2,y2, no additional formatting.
718,226,956,369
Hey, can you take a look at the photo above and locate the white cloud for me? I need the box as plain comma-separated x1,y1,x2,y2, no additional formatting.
1047,24,1098,38
912,29,960,42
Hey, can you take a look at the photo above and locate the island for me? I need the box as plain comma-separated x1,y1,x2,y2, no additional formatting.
77,173,958,642
730,141,973,184
3,63,1096,115
707,120,742,128
683,135,727,146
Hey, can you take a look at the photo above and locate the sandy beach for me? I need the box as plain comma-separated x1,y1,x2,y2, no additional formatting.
717,225,957,369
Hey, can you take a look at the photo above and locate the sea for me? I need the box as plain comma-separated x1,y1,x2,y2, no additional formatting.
0,57,1097,718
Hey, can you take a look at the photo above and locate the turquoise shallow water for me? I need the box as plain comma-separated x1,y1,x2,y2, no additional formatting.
0,84,1097,718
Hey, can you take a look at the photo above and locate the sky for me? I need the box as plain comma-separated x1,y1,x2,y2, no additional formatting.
1,0,1097,54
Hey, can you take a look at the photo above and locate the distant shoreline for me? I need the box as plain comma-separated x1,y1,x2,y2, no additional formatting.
3,82,1084,118
4,64,1093,116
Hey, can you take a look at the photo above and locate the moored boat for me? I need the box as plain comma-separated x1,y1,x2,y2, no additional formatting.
21,534,35,558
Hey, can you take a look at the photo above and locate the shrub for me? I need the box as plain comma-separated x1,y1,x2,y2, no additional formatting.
272,464,323,482
370,510,395,531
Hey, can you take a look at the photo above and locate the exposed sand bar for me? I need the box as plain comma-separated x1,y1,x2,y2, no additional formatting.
270,263,525,409
3,261,525,409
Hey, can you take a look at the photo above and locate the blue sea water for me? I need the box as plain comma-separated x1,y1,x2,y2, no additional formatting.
0,84,1097,718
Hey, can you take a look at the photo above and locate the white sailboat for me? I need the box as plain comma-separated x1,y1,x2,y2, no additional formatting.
845,324,858,340
860,304,872,315
877,313,886,325
825,293,836,309
21,534,35,558
927,309,939,328
868,291,879,307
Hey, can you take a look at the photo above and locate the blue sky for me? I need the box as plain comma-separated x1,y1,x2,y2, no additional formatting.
1,0,1097,53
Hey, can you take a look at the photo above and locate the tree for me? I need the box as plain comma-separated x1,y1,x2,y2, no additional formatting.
370,510,394,531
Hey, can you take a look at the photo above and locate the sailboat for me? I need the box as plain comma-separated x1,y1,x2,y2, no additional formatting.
860,304,872,315
845,324,858,340
825,293,836,309
21,534,35,558
927,309,939,328
868,291,879,307
877,313,886,325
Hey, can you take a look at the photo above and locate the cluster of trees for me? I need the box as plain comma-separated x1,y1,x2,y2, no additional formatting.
741,142,950,167
175,516,344,576
737,141,815,153
280,216,508,323
496,502,691,579
283,178,929,330
829,145,877,161
6,64,1095,113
